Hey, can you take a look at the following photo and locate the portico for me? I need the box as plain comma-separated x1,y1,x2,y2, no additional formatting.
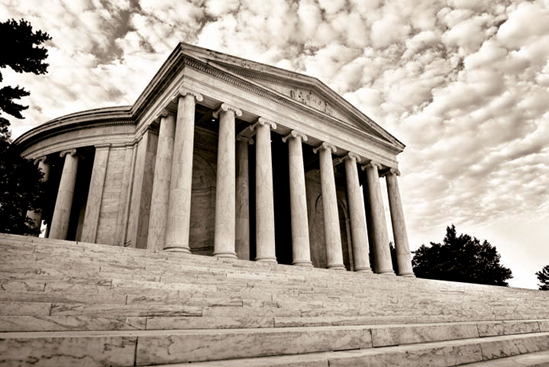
15,43,414,276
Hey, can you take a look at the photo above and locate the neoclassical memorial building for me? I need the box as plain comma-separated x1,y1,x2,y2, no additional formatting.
15,43,413,277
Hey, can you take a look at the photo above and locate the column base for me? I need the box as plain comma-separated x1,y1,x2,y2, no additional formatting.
256,257,277,264
292,260,313,267
398,272,416,277
327,264,346,271
163,246,191,253
377,270,396,276
355,267,373,274
214,251,237,259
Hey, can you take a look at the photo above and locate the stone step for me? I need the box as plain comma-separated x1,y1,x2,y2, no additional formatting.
457,349,549,366
3,234,544,302
2,328,549,367
147,332,549,367
0,325,371,366
0,234,539,290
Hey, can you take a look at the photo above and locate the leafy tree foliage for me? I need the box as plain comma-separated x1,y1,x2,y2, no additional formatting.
536,265,549,291
412,225,513,286
0,19,51,235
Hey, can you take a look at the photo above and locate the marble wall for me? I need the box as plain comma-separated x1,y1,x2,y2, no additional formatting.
188,151,217,256
96,147,130,246
306,170,352,270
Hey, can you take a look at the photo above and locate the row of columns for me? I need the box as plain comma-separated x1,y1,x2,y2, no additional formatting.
31,87,413,277
144,87,413,276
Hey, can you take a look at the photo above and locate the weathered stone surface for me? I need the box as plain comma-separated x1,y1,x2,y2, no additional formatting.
478,321,542,337
136,326,372,364
0,302,51,316
50,303,202,317
480,333,549,360
371,322,480,347
0,333,137,367
146,316,274,330
0,315,145,332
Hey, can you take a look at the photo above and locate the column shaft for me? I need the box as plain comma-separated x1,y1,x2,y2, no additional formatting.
164,93,199,252
344,154,372,273
255,119,277,263
147,112,176,252
363,162,394,275
49,150,79,240
235,137,252,260
285,132,312,267
213,106,238,258
81,145,110,243
386,170,414,276
316,143,345,270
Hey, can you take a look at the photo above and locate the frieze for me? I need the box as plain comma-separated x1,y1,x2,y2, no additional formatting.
289,89,333,116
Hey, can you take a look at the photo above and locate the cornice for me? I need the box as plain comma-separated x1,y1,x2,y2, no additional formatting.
14,106,135,153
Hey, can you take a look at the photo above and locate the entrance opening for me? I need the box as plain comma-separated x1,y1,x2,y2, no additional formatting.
271,132,292,265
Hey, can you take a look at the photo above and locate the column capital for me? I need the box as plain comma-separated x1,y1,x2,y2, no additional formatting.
154,108,174,122
172,87,203,103
34,156,48,165
282,130,308,143
251,117,277,131
213,103,242,118
361,160,382,171
313,142,337,154
59,149,77,158
388,167,401,176
379,167,400,177
345,152,363,163
236,135,254,145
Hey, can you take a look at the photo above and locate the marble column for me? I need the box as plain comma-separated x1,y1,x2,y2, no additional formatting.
344,153,372,273
236,135,253,260
254,118,277,263
283,130,312,267
213,103,242,259
27,156,51,235
164,89,203,252
385,168,415,277
49,149,79,240
81,144,111,243
147,110,176,252
314,142,345,270
362,161,394,275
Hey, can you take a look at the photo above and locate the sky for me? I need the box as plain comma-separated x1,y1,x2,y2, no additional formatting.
1,0,548,289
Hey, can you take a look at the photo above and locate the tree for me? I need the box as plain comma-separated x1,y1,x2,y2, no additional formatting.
412,225,513,286
0,19,51,235
536,265,549,291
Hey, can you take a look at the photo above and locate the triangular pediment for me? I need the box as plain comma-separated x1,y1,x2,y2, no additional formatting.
179,43,404,150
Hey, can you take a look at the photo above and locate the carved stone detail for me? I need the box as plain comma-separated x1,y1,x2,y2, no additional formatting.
59,149,77,158
282,130,308,143
213,103,242,118
172,87,204,104
313,142,337,154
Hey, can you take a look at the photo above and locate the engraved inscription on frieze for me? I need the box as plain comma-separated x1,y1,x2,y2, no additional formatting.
290,89,333,116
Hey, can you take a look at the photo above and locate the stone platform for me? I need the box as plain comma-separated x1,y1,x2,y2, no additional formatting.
1,233,549,366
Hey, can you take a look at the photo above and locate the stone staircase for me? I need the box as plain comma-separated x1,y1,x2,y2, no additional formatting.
1,233,549,366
